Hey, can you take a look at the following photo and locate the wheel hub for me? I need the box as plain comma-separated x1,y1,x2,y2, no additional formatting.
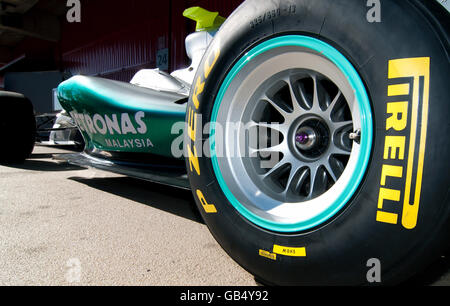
293,117,330,160
295,127,317,150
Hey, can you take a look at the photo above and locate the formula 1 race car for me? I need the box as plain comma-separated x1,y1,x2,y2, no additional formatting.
1,1,449,285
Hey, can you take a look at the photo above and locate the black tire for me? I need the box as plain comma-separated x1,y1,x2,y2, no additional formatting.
0,92,36,163
186,0,450,285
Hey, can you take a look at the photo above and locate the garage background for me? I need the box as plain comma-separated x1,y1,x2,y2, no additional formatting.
0,0,243,113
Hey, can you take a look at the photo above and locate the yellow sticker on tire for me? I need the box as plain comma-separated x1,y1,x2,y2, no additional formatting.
258,249,277,261
273,245,306,257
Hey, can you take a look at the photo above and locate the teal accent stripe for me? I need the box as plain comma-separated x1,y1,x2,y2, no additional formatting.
209,35,373,233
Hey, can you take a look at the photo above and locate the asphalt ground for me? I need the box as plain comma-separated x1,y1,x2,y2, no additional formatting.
0,146,448,286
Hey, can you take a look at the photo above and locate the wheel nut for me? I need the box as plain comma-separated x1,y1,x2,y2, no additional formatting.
295,127,317,151
296,132,309,144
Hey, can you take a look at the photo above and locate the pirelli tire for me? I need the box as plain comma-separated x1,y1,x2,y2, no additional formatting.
185,0,450,285
0,92,36,163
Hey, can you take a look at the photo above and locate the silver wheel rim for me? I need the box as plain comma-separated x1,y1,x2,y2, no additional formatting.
214,45,363,225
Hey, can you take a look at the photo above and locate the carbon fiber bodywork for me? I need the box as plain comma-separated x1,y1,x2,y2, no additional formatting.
54,151,189,189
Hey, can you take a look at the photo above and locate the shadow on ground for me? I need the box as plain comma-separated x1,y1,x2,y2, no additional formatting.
6,147,447,286
0,154,84,172
69,176,203,224
70,175,449,286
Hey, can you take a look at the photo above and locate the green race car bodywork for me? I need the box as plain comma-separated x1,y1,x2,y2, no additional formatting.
56,7,226,162
57,75,187,159
53,7,227,189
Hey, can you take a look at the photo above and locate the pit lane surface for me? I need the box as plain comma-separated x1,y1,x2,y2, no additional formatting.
0,146,448,286
0,146,255,285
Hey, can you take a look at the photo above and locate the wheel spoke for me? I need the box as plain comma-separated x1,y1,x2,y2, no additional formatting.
309,165,328,199
283,77,304,114
310,74,320,112
327,155,346,182
260,157,289,180
262,95,290,120
293,77,313,110
283,163,301,193
334,147,353,159
330,121,354,153
324,161,338,182
247,120,284,134
323,90,343,119
249,142,286,156
331,120,353,132
292,167,310,195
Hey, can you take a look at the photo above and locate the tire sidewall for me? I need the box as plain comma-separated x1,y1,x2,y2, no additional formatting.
0,93,36,163
186,0,450,285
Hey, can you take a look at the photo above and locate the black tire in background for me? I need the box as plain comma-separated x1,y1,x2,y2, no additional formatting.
0,92,36,163
186,0,450,285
